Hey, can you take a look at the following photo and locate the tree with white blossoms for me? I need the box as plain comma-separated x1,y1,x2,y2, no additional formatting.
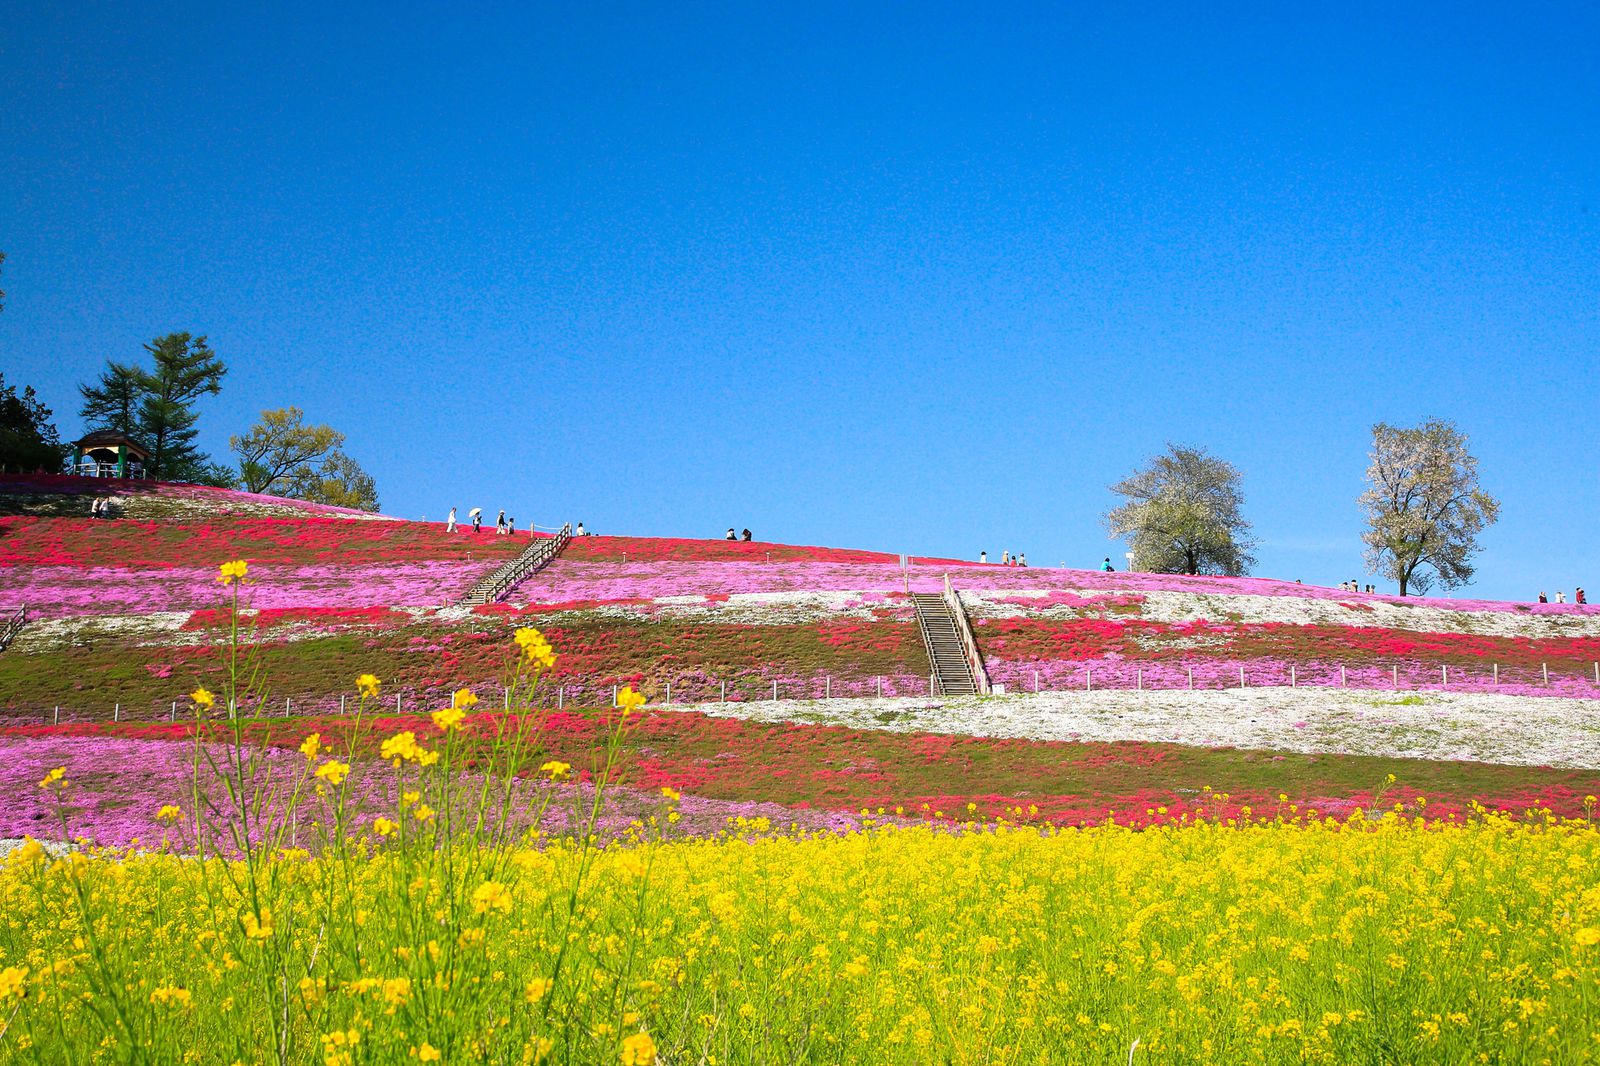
1359,419,1499,597
1105,444,1257,576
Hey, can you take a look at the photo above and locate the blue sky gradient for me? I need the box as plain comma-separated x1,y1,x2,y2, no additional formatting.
2,3,1596,599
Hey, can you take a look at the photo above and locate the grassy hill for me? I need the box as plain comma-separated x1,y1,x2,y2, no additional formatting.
4,476,1600,834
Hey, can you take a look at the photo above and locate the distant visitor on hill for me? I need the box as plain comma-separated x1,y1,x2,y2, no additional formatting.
1018,554,1027,567
1539,591,1548,603
1556,591,1566,604
1001,551,1010,565
979,551,987,564
1102,557,1114,571
726,528,736,540
1578,588,1587,604
576,522,587,536
446,507,457,533
741,528,752,542
496,510,507,534
471,511,482,533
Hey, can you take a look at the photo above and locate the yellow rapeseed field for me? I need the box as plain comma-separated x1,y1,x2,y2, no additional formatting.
2,818,1599,1064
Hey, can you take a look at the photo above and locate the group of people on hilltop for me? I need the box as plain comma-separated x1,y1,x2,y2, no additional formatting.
978,551,1029,566
1538,588,1586,604
1339,579,1376,593
725,527,753,542
88,496,113,519
444,507,519,535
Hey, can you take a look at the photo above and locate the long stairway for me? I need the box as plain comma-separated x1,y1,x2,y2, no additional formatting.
459,525,572,607
911,593,979,696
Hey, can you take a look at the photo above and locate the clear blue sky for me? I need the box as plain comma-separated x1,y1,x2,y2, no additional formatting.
2,3,1596,600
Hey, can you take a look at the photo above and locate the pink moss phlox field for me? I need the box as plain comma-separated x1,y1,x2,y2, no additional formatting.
0,562,499,618
0,735,881,847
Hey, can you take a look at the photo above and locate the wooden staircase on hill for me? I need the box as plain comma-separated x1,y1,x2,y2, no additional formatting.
911,578,990,697
459,525,573,607
0,606,26,653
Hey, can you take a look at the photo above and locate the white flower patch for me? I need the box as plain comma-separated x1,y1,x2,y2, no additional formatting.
15,612,192,652
961,587,1600,640
690,688,1600,771
513,590,911,625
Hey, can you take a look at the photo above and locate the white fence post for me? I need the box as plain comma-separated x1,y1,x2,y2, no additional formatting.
558,686,564,709
1033,670,1039,693
1442,665,1448,685
1289,665,1295,688
1086,668,1092,692
1543,662,1549,685
54,706,59,725
773,679,779,701
1187,667,1193,690
170,701,176,721
1137,668,1142,691
114,703,119,722
1238,666,1245,690
1392,665,1398,688
1340,665,1346,687
340,694,346,715
876,677,882,698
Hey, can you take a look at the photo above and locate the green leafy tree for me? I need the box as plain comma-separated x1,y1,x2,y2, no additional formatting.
0,372,68,472
77,362,145,438
1360,419,1499,596
302,451,380,512
231,407,379,511
1105,444,1257,576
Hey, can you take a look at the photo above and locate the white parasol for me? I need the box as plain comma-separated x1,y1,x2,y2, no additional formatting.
468,508,482,517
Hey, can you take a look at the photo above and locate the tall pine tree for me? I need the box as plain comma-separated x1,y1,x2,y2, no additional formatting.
136,334,226,480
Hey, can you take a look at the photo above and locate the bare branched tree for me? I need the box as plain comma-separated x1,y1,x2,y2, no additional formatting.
1359,419,1499,596
1105,444,1257,576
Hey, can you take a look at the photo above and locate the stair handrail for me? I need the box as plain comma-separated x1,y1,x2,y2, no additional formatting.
0,604,26,652
460,525,572,605
942,575,991,695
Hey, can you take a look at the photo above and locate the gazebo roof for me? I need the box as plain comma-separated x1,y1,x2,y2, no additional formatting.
73,431,151,459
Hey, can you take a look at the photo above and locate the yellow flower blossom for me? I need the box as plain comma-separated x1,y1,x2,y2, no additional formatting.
431,706,466,732
525,977,553,1003
355,673,381,699
381,732,421,763
540,761,571,780
413,804,435,822
315,761,350,786
190,687,216,711
660,786,681,802
417,1044,441,1062
452,688,478,708
373,817,398,838
617,686,646,715
299,733,322,760
620,1031,657,1066
216,560,249,585
37,766,68,791
471,881,513,915
155,805,182,824
1577,927,1600,947
241,909,274,940
149,985,192,1008
0,966,28,1001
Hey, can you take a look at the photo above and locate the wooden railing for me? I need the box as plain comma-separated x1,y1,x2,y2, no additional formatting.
459,525,572,606
0,605,26,652
942,575,991,695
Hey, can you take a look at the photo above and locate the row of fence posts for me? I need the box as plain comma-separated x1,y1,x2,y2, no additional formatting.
34,659,1600,722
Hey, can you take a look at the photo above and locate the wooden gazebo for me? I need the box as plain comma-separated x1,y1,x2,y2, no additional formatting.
72,431,150,479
